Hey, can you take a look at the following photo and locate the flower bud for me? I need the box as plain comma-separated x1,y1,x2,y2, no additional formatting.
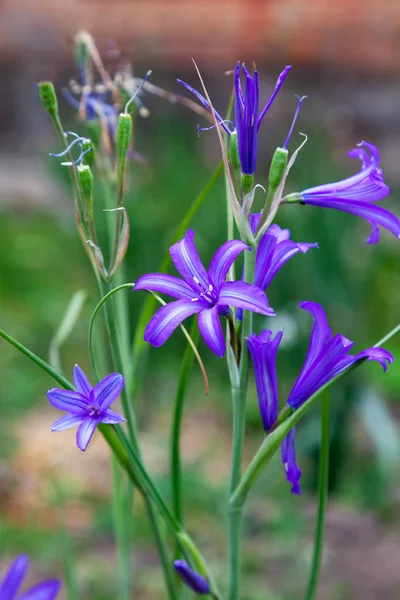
241,173,254,195
268,147,288,195
81,139,95,168
115,113,132,177
38,82,58,118
77,164,93,219
174,560,210,595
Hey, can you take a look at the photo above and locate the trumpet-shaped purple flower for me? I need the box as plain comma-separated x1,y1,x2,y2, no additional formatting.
174,560,210,595
178,63,291,175
247,301,394,493
135,229,274,357
300,142,400,244
236,217,317,320
0,555,61,600
250,215,318,291
47,365,125,451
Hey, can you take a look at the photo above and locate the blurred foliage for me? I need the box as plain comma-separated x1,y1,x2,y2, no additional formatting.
1,97,400,599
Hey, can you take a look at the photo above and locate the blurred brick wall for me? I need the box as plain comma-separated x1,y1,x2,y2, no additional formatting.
1,0,400,71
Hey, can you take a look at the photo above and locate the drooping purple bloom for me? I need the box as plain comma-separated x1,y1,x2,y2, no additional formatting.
250,215,318,291
246,301,394,493
178,63,291,175
47,365,125,451
287,301,394,409
174,560,210,595
300,142,400,244
134,229,274,357
0,555,61,600
236,217,317,320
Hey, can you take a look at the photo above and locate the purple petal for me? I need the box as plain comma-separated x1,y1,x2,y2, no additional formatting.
76,416,101,451
355,347,394,372
249,212,262,234
301,198,400,244
51,414,85,431
144,298,204,347
0,555,28,600
73,364,92,396
92,373,124,410
169,230,212,293
174,560,210,595
47,389,89,414
281,429,302,495
198,306,225,357
257,66,292,130
176,79,230,135
298,302,332,374
219,281,275,316
134,273,194,299
19,581,61,600
208,240,249,287
255,234,318,290
101,408,126,424
247,330,283,430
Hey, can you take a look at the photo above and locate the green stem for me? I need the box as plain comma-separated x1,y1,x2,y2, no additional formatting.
304,392,330,600
227,248,255,600
111,456,133,600
230,322,400,511
127,162,223,402
171,320,200,524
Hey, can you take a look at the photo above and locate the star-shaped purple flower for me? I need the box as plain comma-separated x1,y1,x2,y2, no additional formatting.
300,142,400,244
135,229,274,357
47,365,125,451
0,555,61,600
247,301,394,493
178,63,291,176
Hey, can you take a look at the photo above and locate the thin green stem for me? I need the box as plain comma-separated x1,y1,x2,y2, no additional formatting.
230,322,400,511
127,162,223,402
171,320,200,524
304,392,330,600
227,248,256,600
111,456,133,600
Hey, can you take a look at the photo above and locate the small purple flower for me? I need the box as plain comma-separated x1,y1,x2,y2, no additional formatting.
236,217,317,320
250,215,318,291
300,142,400,244
135,229,274,357
247,301,394,493
174,560,210,595
47,365,125,452
0,555,61,600
178,63,291,175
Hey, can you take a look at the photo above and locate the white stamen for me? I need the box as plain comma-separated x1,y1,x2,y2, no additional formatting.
203,296,213,304
193,276,200,285
191,297,199,302
208,284,213,291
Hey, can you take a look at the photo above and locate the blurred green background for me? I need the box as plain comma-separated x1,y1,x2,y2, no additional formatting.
1,5,400,599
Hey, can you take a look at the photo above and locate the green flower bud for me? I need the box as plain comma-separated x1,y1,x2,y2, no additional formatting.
38,82,58,118
81,139,95,168
268,147,288,194
115,113,132,165
77,164,94,219
241,174,254,195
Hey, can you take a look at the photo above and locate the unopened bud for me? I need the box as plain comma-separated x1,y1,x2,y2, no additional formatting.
77,164,93,217
268,147,288,194
81,139,95,168
38,82,58,118
116,113,132,163
241,174,254,195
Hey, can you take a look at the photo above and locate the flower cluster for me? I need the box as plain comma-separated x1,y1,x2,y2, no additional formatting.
247,302,394,493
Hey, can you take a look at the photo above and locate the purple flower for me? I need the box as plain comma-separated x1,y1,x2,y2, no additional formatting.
246,301,394,493
300,142,400,244
250,215,318,291
174,560,210,595
236,217,317,320
178,63,291,175
134,229,274,357
0,555,61,600
47,365,125,451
